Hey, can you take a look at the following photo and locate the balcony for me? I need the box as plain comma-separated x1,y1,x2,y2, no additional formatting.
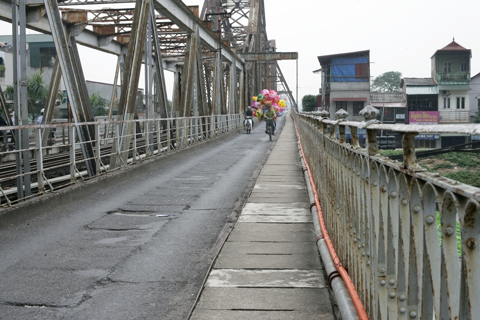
439,110,470,123
435,72,470,84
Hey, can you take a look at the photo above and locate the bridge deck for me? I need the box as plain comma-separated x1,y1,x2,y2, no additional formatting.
191,117,336,319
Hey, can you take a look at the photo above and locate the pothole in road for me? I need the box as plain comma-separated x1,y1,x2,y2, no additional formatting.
106,209,170,217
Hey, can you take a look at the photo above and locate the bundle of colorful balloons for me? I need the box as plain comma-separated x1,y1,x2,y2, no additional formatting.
251,89,287,120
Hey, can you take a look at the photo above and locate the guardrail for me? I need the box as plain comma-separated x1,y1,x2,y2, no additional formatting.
294,106,480,320
0,114,242,206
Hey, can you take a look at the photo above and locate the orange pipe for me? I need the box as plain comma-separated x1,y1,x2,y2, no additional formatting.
293,115,369,320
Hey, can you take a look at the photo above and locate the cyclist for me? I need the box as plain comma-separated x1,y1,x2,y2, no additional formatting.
263,104,276,136
244,106,254,129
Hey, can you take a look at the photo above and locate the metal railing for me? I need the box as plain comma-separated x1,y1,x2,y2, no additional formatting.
439,110,470,123
435,72,470,83
0,114,243,206
294,107,480,320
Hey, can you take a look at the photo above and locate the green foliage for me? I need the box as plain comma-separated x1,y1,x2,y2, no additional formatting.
89,92,108,116
301,95,317,112
6,72,48,120
378,149,403,157
434,152,480,169
444,170,480,188
0,64,5,72
371,71,402,92
432,162,454,171
474,110,480,123
436,211,462,256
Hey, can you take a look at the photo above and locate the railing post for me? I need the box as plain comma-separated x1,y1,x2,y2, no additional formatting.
69,126,75,182
360,104,380,156
335,109,348,144
402,133,423,171
35,127,44,193
95,123,101,175
319,110,329,135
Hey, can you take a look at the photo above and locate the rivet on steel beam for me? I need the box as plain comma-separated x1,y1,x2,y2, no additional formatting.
390,192,397,198
389,279,395,285
413,205,421,213
399,307,406,314
367,261,371,266
373,182,378,187
379,268,386,274
380,280,386,286
466,238,477,249
362,243,365,248
399,294,406,301
425,216,435,224
381,186,387,192
389,292,396,299
353,231,356,234
445,227,454,237
358,244,361,249
366,252,370,257
401,199,408,206
357,172,360,176
410,311,417,318
353,238,357,243
362,252,365,257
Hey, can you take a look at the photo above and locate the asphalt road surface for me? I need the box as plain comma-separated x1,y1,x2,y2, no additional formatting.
0,116,286,320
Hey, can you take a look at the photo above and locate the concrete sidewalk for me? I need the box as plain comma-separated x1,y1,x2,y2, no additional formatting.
191,115,335,320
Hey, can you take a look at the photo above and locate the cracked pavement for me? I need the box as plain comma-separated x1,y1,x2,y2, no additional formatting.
0,117,285,320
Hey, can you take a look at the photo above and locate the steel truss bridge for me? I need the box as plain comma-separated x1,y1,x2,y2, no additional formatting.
1,1,480,319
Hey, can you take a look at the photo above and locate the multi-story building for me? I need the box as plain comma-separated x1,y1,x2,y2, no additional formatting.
470,72,480,122
431,39,471,124
317,50,370,121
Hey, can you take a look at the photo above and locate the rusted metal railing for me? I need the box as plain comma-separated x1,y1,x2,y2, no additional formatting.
294,106,480,320
0,114,242,206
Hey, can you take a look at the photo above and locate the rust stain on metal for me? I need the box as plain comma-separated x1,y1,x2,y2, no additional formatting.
61,10,87,24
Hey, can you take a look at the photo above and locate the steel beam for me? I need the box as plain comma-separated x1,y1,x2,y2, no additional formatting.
43,0,96,176
241,52,298,61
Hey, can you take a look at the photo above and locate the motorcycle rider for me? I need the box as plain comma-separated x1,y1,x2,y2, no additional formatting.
263,104,276,135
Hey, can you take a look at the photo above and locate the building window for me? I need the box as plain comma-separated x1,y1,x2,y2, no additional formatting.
353,102,364,115
335,101,347,112
443,97,450,109
443,62,452,73
456,97,465,109
460,62,468,72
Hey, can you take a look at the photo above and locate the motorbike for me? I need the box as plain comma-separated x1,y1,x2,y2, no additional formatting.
244,116,253,134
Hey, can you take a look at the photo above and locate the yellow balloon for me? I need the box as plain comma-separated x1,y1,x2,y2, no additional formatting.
252,96,257,101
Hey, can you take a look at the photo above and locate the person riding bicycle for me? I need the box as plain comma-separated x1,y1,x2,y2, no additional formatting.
263,105,276,136
244,107,254,129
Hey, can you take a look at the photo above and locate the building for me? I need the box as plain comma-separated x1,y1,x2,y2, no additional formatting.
0,34,60,91
317,50,370,121
470,72,480,121
431,40,471,124
370,92,406,148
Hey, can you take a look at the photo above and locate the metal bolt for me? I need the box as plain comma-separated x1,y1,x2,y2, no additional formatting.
413,205,421,213
353,238,357,243
379,268,386,274
425,216,435,225
366,252,370,257
399,307,406,314
389,279,395,285
399,294,406,301
353,230,356,234
380,280,386,286
389,292,396,299
410,311,417,318
445,227,454,237
362,243,365,248
401,199,408,206
358,244,361,249
362,252,365,257
466,238,477,249
367,261,371,266
357,172,361,176
373,182,378,187
390,192,397,198
381,186,387,193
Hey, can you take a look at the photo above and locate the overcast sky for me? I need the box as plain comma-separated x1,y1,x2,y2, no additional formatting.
1,0,479,107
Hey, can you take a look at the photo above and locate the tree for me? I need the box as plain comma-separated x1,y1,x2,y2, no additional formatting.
371,71,402,92
302,95,317,112
474,110,480,123
89,92,108,116
5,72,48,120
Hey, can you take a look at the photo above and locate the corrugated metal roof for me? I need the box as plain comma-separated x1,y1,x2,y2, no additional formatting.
0,34,54,44
402,78,436,86
370,92,405,103
317,50,370,63
406,86,439,95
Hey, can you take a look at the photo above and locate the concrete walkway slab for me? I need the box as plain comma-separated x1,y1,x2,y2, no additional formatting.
191,114,335,320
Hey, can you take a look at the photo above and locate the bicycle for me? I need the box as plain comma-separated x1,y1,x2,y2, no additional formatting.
265,119,274,141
